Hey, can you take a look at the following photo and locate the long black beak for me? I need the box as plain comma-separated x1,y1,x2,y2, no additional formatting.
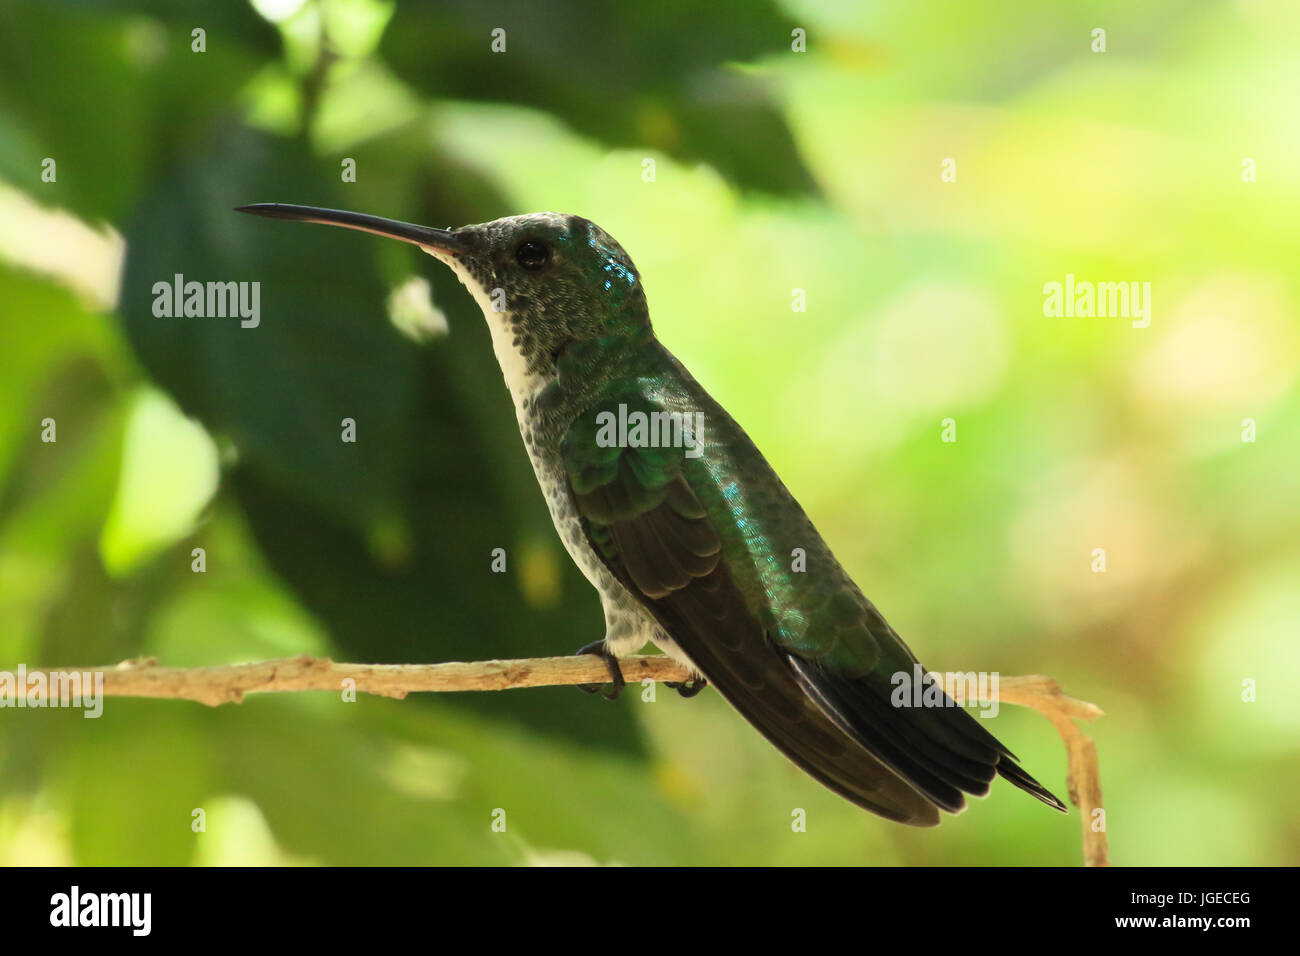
235,203,468,253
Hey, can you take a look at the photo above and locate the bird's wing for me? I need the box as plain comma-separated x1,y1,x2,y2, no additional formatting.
562,387,1065,824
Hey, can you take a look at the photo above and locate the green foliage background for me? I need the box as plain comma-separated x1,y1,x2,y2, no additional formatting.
1,0,1297,865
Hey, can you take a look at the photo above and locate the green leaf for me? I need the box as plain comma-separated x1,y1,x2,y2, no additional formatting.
380,0,816,196
0,0,275,221
119,125,416,526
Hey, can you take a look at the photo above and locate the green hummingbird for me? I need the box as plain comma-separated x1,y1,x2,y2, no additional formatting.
236,203,1068,826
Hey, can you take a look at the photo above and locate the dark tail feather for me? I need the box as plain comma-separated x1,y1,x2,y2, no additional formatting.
996,756,1068,812
652,567,944,825
787,656,1069,815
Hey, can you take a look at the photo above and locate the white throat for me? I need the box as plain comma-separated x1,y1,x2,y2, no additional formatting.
424,246,547,416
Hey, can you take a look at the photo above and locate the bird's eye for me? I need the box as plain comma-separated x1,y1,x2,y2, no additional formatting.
515,240,551,270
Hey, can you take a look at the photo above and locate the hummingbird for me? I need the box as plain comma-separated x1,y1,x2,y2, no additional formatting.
236,202,1067,826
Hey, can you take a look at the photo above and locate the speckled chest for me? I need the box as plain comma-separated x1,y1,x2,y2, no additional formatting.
515,391,619,596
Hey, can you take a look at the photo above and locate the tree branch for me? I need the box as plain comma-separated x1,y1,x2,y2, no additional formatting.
17,655,1106,865
42,654,689,705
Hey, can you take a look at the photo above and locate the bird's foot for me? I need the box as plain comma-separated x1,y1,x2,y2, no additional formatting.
664,676,708,699
574,640,626,701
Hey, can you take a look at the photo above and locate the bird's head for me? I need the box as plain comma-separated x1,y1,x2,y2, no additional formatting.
237,204,650,391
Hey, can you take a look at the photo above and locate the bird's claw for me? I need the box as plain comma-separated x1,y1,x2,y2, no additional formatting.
575,640,625,700
664,677,708,699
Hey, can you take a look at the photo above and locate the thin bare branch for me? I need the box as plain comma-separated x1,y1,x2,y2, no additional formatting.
20,654,689,706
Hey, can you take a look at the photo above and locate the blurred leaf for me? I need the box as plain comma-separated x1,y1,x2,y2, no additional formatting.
214,697,691,865
119,125,416,526
0,0,275,221
56,705,211,865
380,0,817,196
100,387,220,575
